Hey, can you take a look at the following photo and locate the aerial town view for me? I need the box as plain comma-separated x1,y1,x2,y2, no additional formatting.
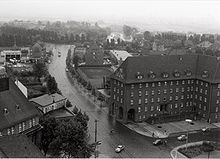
0,0,220,158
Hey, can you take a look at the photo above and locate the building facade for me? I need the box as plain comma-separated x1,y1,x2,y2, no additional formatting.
109,54,220,124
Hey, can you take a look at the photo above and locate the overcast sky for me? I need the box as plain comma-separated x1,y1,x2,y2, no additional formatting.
0,0,220,33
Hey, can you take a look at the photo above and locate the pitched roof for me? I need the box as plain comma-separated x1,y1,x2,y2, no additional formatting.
0,134,44,158
0,79,42,130
111,54,220,84
29,93,66,107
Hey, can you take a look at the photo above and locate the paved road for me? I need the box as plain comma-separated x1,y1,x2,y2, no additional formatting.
46,44,220,158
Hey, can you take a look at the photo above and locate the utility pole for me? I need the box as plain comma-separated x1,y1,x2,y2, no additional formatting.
94,119,98,158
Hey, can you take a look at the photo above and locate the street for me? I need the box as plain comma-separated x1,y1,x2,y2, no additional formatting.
47,44,220,158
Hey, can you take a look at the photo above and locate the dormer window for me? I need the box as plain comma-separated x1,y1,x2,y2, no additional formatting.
161,72,169,78
148,71,156,79
185,69,192,77
3,108,8,115
201,70,209,78
173,70,181,78
136,72,143,80
16,104,20,110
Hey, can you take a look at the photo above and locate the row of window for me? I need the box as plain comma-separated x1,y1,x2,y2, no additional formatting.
6,118,36,136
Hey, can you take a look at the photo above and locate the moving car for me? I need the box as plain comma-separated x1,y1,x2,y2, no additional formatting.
115,145,125,153
65,68,69,72
153,139,163,146
177,135,187,141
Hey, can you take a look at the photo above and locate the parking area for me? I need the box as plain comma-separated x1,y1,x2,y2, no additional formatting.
154,120,217,136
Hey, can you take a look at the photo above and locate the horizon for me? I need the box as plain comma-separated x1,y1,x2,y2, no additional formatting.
0,0,220,34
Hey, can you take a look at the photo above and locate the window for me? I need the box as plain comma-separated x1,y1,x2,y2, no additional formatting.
130,100,134,105
158,82,161,87
19,123,22,133
157,106,160,111
205,83,208,87
204,106,206,111
139,90,142,97
175,96,178,101
204,98,207,103
182,80,185,85
170,89,173,93
200,89,203,93
157,98,160,102
188,80,191,84
199,104,202,109
195,94,198,99
151,98,154,103
151,106,154,111
121,91,123,95
146,83,149,87
196,87,198,92
176,88,179,93
138,99,142,105
158,90,161,95
191,80,194,84
139,84,142,88
145,91,148,96
187,94,190,99
118,81,120,86
190,102,192,106
117,96,119,102
121,83,123,87
145,98,148,103
196,80,199,84
170,104,172,109
176,81,179,85
7,129,11,135
145,106,148,112
217,91,220,96
169,96,173,101
29,120,32,128
33,118,36,126
22,122,25,131
113,95,116,100
152,83,155,87
164,82,167,86
164,89,167,94
175,103,178,108
186,102,189,107
114,80,116,84
201,81,203,86
218,84,220,88
187,87,190,92
113,87,116,92
131,84,134,89
199,96,202,101
190,94,193,99
120,98,123,103
151,90,154,95
191,86,193,91
181,95,184,100
170,81,173,86
138,107,141,113
11,127,14,134
130,92,134,97
180,103,183,107
181,87,184,92
117,89,119,93
0,132,2,136
216,107,219,112
217,100,219,104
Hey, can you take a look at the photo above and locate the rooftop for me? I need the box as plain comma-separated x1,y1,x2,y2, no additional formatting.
110,50,132,61
0,134,44,158
29,93,66,107
111,54,220,84
0,79,42,130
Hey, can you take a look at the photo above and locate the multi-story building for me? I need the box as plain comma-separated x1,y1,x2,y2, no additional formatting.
0,67,42,144
109,54,220,124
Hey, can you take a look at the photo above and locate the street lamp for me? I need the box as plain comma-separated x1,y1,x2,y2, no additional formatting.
185,119,192,150
94,119,98,158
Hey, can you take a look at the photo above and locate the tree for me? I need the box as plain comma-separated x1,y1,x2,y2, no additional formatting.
66,100,72,108
46,75,59,94
123,25,133,37
143,31,151,41
32,62,47,80
39,116,59,155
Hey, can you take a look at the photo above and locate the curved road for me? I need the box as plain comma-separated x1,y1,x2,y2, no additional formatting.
46,44,220,158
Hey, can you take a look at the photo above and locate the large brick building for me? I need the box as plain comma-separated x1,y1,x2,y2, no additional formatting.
109,54,220,124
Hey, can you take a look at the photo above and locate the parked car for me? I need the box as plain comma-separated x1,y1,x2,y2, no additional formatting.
177,135,187,141
65,68,69,72
115,145,125,153
153,139,163,146
202,127,209,132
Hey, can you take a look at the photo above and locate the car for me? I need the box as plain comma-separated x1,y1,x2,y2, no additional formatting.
115,145,125,153
153,139,163,146
177,135,187,141
202,127,209,132
65,68,69,72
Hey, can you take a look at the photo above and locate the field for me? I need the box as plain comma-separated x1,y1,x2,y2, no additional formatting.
79,67,112,79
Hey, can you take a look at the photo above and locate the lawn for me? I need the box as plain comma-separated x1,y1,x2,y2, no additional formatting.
79,67,112,79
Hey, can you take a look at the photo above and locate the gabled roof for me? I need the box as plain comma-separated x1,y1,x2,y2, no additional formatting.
0,134,44,158
111,54,220,84
29,93,66,107
0,79,42,130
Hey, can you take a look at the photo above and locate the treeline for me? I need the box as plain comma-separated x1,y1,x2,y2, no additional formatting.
0,25,108,47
